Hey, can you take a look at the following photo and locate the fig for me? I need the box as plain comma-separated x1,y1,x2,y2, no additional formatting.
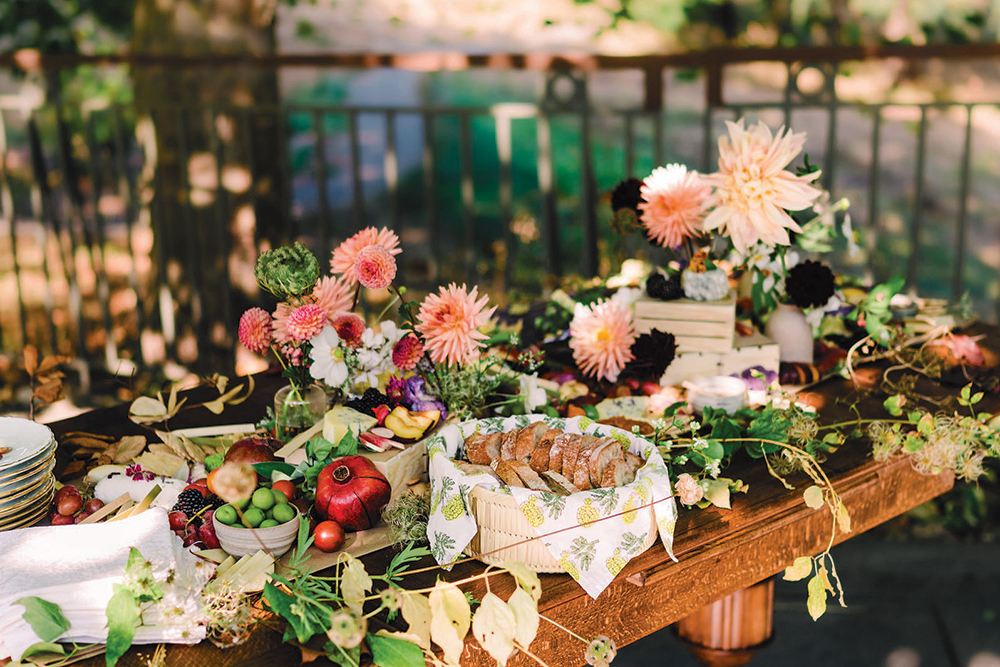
224,436,281,465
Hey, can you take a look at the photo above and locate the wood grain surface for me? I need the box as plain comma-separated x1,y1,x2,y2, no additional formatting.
40,349,985,667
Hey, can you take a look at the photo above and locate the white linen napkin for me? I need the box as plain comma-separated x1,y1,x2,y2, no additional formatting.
0,508,214,662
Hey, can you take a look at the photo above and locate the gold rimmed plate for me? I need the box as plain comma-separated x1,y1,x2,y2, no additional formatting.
0,417,56,473
0,451,56,491
0,481,53,530
0,443,56,482
0,472,53,512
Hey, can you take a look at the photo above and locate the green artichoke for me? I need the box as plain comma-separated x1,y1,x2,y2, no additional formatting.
254,242,320,299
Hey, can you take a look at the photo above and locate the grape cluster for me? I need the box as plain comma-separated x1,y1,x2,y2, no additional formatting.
49,484,104,525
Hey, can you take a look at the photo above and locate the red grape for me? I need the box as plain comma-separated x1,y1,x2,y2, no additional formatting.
50,514,75,526
84,497,105,513
74,511,92,524
56,494,83,517
54,485,80,502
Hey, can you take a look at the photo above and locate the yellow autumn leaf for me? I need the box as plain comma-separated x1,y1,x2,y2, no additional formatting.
807,572,828,621
803,485,824,510
501,560,541,602
400,591,432,650
339,554,372,616
835,500,852,533
129,396,169,424
507,587,539,649
782,556,813,582
472,592,516,665
429,581,470,666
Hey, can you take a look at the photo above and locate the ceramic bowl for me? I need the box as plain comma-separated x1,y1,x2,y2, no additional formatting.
686,376,748,415
213,507,300,558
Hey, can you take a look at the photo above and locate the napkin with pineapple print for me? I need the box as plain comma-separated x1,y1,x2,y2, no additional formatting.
426,415,677,598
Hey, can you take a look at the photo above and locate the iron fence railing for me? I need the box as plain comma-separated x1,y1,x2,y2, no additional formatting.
1,45,999,376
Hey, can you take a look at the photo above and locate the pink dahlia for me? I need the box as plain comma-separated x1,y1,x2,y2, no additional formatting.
702,119,822,254
638,164,710,248
331,227,402,282
392,334,424,371
271,302,291,344
332,312,366,348
415,283,496,367
568,299,636,382
286,303,328,342
238,307,273,354
354,244,397,290
313,275,354,322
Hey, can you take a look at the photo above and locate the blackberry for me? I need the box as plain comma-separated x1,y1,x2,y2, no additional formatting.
172,488,208,516
346,388,389,417
646,272,683,301
207,495,225,511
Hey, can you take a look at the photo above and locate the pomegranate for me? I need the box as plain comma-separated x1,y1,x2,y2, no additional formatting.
224,435,281,465
314,456,391,532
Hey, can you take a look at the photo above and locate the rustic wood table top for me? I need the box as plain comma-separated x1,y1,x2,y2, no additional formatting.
42,347,984,667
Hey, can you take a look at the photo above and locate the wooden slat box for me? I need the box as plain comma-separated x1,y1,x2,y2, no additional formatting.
662,331,780,386
634,293,736,353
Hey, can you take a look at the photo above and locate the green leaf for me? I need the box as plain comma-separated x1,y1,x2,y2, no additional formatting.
335,432,359,458
386,543,432,582
711,418,742,451
15,597,70,642
263,582,318,645
124,548,161,604
324,641,362,667
883,394,905,417
783,556,813,582
368,632,425,667
803,485,825,509
105,585,139,667
702,479,731,509
20,641,68,659
306,436,335,462
806,572,828,621
747,412,792,446
703,440,724,461
582,404,600,420
904,433,924,453
917,413,934,436
253,461,297,479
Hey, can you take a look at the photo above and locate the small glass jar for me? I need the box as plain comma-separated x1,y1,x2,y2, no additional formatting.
273,383,326,442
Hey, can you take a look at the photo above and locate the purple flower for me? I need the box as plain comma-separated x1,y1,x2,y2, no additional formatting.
736,366,778,391
386,376,406,406
402,376,448,418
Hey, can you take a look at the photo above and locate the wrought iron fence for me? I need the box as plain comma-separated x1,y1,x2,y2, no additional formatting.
1,44,999,377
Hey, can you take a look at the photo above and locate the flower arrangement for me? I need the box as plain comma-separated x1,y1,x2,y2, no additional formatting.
238,228,547,429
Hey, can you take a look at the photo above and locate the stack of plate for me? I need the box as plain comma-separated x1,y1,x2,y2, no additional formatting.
0,417,57,531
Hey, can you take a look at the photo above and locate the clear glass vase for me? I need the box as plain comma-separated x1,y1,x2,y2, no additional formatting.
274,383,326,442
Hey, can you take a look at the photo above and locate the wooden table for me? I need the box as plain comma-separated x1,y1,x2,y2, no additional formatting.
43,366,963,667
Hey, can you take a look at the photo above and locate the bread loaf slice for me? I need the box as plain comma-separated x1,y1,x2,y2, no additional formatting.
624,451,645,476
588,437,624,488
601,458,636,488
499,429,521,461
515,421,548,462
541,470,581,496
572,436,602,491
529,428,560,472
454,461,504,483
559,434,589,480
465,432,502,465
492,459,526,488
507,461,550,492
547,432,573,476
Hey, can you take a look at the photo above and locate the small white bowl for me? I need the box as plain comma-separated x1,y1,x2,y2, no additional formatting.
686,376,748,415
213,508,301,558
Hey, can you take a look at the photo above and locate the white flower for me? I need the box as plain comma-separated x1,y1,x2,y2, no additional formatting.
378,320,405,345
611,286,643,309
519,373,548,413
309,326,349,387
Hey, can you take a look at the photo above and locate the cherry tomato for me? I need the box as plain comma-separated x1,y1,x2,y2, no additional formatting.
313,520,346,553
271,479,297,502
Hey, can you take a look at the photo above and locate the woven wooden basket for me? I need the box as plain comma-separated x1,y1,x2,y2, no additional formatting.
465,485,659,573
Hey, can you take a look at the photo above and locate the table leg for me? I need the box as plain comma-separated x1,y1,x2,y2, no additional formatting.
673,579,774,667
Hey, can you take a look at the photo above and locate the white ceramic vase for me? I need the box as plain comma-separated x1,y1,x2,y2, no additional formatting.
765,304,814,363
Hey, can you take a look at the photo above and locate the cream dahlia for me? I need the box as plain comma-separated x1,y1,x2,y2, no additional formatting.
286,303,328,342
568,299,636,382
331,226,402,282
392,333,424,371
638,164,710,248
702,119,822,255
238,307,273,354
354,244,397,290
415,283,496,367
313,275,354,321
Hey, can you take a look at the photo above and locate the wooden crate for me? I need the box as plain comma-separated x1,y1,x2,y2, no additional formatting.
634,293,736,353
662,331,780,386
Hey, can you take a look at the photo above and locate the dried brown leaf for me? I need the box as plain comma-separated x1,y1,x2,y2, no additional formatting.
62,436,113,451
23,345,38,376
111,435,147,464
33,379,63,404
36,356,70,375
